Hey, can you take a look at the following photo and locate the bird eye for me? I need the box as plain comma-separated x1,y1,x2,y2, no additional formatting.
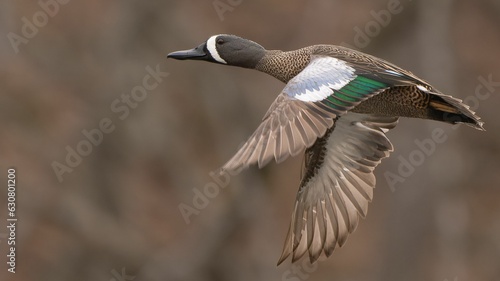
216,38,224,45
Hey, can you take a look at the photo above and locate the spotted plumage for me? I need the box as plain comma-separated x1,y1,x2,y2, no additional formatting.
167,34,484,265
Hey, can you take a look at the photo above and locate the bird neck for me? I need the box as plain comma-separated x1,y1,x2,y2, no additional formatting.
255,48,312,83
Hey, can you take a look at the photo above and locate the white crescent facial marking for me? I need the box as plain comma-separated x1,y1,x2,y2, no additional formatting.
207,35,227,64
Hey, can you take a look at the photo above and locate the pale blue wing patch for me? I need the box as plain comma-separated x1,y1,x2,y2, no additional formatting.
283,56,356,102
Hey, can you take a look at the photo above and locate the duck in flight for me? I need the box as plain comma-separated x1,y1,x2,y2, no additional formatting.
167,34,484,265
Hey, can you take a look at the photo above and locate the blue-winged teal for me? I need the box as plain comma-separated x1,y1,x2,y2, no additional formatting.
168,34,484,265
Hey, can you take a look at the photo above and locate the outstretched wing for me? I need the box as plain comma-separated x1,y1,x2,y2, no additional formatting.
221,56,392,172
221,94,336,171
277,113,399,265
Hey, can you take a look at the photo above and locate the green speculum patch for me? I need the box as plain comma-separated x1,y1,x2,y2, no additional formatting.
321,76,388,111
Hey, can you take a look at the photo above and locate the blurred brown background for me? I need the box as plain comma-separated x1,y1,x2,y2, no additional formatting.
1,0,499,281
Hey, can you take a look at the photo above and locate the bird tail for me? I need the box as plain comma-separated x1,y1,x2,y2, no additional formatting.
428,93,485,131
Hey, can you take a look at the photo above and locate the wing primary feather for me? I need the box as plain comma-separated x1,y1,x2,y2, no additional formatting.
278,113,398,264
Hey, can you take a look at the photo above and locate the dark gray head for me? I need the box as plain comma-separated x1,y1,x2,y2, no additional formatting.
167,34,266,69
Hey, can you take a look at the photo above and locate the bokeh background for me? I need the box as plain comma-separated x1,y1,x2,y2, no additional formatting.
1,0,499,280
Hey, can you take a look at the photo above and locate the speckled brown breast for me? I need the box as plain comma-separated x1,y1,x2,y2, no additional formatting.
255,47,314,83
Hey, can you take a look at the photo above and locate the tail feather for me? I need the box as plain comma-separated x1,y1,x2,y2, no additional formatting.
428,93,485,131
429,99,460,114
